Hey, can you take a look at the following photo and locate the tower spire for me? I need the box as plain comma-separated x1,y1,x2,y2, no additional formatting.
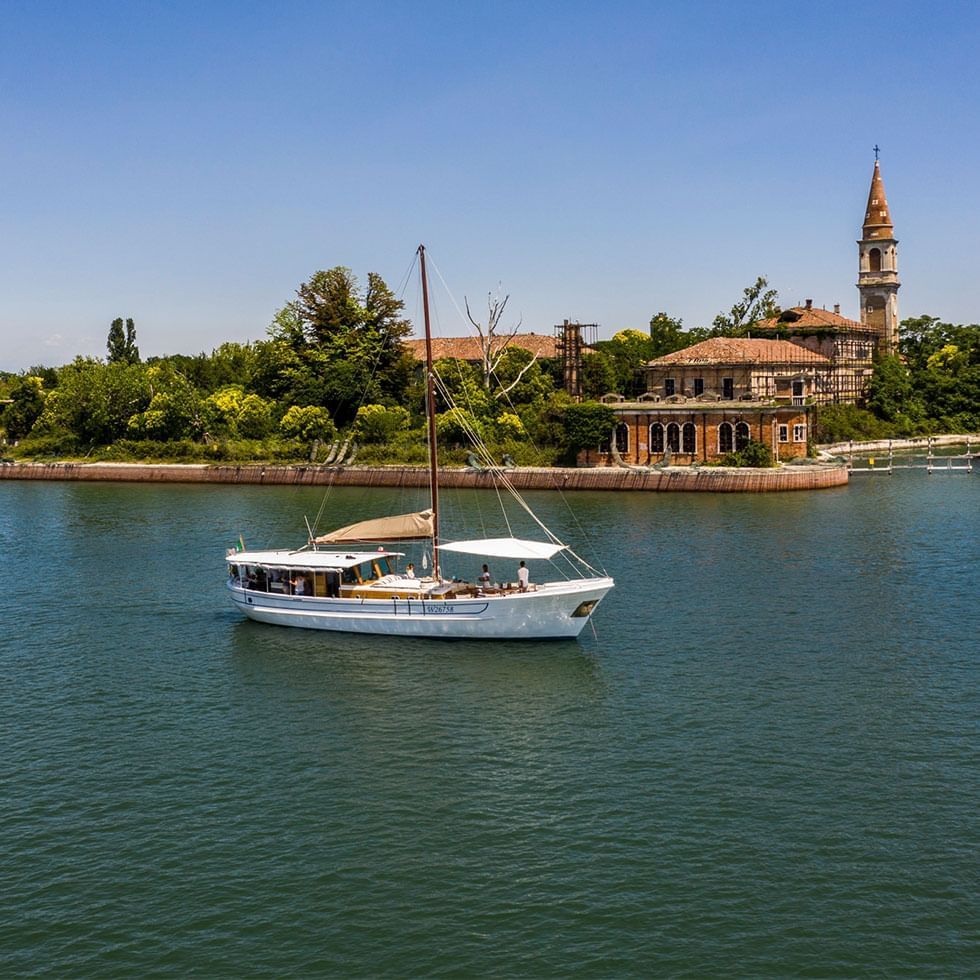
863,159,893,239
857,156,900,352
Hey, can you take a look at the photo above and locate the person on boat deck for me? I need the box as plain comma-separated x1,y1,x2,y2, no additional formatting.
517,561,529,592
405,563,415,579
479,564,491,587
291,574,307,596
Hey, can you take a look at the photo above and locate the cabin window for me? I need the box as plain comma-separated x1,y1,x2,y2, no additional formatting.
666,423,680,452
735,421,750,451
718,422,734,453
650,423,664,454
794,424,807,443
778,424,789,443
693,378,704,396
664,378,675,396
682,422,696,453
869,247,882,272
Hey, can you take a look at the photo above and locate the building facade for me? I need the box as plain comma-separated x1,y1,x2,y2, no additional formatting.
581,402,813,466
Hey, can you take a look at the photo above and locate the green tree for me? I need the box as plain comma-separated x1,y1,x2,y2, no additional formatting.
580,351,619,399
2,375,47,439
267,267,413,424
126,365,208,440
491,347,555,407
563,402,616,452
648,312,689,358
867,354,920,423
35,359,151,444
494,412,526,440
436,407,483,446
592,330,656,396
712,276,779,335
279,405,337,442
106,317,140,365
354,404,411,444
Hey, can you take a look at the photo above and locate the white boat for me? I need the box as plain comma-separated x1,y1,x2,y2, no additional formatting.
225,246,614,640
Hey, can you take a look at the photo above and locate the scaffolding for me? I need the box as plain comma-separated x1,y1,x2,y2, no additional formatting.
554,320,598,401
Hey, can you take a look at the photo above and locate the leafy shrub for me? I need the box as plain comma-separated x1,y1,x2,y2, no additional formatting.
354,404,410,443
436,408,482,446
236,394,273,438
720,439,774,468
494,412,526,440
279,405,337,442
563,402,615,451
10,431,80,458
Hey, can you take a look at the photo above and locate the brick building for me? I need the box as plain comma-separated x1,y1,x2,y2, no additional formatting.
588,158,899,466
584,400,812,466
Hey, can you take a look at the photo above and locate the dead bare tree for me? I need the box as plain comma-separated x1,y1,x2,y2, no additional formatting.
465,288,540,400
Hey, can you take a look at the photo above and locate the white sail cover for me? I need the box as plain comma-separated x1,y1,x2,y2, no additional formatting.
439,537,565,560
314,509,434,544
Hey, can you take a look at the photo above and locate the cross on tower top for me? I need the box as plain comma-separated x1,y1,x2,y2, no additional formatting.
873,144,880,160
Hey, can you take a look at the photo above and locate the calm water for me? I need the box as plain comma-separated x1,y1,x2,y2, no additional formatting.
1,473,977,977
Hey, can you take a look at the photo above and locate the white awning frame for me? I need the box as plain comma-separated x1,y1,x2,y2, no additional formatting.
439,537,566,560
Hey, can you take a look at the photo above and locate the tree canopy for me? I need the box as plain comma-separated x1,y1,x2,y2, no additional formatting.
107,318,140,365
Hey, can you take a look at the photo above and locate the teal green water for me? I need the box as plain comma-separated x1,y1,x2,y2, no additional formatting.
1,475,977,976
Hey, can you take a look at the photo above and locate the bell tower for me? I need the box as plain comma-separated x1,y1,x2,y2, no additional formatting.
857,152,900,351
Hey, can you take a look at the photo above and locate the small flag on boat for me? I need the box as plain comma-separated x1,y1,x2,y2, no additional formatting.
238,534,246,552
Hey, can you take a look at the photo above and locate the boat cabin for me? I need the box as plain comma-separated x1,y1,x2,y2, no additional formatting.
226,548,538,600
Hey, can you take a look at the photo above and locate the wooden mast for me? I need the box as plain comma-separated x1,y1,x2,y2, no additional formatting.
418,244,440,580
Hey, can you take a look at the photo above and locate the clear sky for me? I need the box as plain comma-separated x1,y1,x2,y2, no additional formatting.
1,0,978,371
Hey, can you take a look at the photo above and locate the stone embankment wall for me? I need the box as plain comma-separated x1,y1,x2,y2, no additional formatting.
0,461,848,492
820,433,978,455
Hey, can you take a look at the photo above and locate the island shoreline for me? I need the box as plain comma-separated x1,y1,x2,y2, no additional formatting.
0,460,849,492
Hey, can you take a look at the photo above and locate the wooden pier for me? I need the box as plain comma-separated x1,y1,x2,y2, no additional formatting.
845,437,975,474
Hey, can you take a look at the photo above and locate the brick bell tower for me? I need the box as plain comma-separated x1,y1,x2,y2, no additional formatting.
857,153,901,352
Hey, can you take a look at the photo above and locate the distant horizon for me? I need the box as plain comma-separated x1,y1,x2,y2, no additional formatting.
2,1,978,372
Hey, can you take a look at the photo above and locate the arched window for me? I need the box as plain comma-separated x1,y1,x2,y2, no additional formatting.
869,247,882,272
718,422,734,454
666,422,680,452
735,421,750,451
682,422,696,454
615,422,629,454
649,422,664,454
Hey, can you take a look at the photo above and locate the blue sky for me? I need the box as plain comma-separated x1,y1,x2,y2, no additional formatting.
1,0,978,370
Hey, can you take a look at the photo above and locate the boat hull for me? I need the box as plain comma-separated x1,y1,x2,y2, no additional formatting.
227,577,614,639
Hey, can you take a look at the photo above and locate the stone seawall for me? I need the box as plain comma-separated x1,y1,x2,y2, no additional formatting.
0,461,849,492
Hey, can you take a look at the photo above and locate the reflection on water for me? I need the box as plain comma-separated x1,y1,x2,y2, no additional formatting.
0,474,977,977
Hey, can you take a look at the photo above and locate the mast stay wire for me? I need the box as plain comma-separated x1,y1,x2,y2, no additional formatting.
426,252,608,576
310,251,421,540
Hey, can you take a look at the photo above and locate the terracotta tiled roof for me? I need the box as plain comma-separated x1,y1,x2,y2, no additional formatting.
403,333,563,361
755,306,873,332
647,337,831,367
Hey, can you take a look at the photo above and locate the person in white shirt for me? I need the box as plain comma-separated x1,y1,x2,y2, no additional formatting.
517,561,529,592
405,563,415,579
479,564,491,587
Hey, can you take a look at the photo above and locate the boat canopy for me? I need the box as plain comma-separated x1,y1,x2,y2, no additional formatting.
314,509,434,545
439,537,566,560
228,549,404,570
